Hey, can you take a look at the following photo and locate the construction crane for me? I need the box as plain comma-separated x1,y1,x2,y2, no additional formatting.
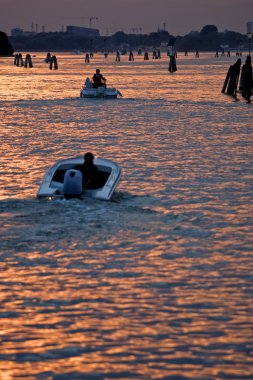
64,17,98,29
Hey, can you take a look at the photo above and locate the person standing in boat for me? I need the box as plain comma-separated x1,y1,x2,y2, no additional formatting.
80,152,99,189
92,69,106,88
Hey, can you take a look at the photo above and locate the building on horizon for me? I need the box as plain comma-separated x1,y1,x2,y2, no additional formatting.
66,25,99,37
246,21,253,33
11,28,36,37
10,25,100,37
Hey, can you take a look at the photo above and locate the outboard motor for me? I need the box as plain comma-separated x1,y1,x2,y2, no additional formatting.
62,169,82,199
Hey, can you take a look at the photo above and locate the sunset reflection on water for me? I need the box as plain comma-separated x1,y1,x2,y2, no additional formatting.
0,52,253,379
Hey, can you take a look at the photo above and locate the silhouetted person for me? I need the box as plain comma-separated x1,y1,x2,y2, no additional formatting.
80,152,99,189
92,69,106,88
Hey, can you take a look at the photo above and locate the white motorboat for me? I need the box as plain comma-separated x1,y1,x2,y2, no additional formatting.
37,156,122,201
80,86,122,99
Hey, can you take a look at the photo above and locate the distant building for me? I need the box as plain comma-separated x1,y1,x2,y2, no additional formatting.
66,25,99,37
246,21,253,33
11,28,24,37
11,28,35,37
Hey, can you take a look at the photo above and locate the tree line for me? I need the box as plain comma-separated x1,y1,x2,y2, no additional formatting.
8,25,248,52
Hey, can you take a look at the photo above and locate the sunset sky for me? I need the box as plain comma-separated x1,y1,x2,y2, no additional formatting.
0,0,252,36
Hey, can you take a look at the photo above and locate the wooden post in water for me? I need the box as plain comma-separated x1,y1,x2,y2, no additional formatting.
221,65,233,94
129,51,134,61
227,59,241,97
115,51,120,62
14,53,19,65
45,52,51,63
239,56,253,103
16,53,24,66
168,55,177,73
24,54,33,68
50,55,58,70
222,59,241,98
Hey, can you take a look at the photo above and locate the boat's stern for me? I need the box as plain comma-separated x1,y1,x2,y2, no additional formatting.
37,156,121,201
80,87,119,98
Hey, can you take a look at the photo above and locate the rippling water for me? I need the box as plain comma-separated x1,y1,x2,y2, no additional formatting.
0,52,253,380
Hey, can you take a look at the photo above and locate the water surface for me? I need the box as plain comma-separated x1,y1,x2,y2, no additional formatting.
0,52,252,380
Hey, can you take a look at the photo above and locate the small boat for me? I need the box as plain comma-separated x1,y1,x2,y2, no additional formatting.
37,156,122,201
80,86,122,99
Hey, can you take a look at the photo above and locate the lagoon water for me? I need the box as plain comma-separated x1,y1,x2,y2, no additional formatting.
0,52,253,379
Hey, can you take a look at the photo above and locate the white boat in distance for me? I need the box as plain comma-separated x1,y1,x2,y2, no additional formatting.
37,156,122,201
80,86,122,99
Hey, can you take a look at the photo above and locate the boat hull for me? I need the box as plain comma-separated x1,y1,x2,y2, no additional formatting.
37,156,121,201
80,87,119,98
